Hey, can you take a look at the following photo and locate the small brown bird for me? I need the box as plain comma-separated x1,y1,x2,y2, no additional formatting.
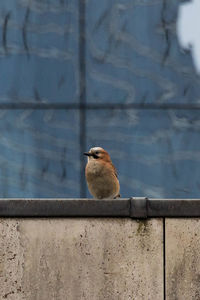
84,147,120,199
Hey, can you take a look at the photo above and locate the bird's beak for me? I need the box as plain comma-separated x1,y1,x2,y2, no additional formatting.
84,152,92,156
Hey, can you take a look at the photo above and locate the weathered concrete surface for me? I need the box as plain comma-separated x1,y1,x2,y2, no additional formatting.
0,218,163,300
166,219,200,300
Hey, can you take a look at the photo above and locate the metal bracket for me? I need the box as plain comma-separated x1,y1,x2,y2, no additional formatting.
130,197,148,218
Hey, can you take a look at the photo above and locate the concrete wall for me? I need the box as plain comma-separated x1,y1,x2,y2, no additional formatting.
166,219,200,299
0,218,199,299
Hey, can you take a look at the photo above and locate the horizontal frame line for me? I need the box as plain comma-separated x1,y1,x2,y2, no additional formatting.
0,103,199,110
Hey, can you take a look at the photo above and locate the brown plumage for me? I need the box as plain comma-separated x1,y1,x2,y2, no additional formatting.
84,147,120,199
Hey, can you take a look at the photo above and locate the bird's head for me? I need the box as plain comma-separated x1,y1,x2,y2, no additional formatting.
84,147,111,162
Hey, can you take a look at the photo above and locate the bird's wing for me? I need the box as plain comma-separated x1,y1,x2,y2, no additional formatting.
111,163,118,178
111,162,120,198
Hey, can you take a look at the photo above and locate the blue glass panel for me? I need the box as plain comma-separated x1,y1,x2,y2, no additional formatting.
0,110,80,197
0,1,79,103
86,109,200,198
86,0,200,104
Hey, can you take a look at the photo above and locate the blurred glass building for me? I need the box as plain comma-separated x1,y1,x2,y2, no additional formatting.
0,0,199,198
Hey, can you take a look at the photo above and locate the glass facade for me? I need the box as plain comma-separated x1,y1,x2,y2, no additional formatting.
0,0,199,198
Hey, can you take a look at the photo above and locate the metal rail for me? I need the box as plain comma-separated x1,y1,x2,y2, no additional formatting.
0,198,200,218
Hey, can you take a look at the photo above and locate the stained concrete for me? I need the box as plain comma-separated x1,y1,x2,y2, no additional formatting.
0,218,163,300
166,219,200,300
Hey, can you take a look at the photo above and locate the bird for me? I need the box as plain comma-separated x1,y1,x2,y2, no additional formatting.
84,147,120,199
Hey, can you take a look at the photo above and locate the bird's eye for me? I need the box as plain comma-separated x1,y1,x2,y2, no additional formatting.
95,151,99,155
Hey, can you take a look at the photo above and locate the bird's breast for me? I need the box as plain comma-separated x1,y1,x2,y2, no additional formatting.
85,160,120,199
86,161,104,178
